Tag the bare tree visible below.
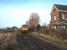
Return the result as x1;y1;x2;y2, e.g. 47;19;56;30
27;13;40;28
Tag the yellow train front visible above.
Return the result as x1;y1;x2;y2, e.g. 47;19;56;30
20;25;28;33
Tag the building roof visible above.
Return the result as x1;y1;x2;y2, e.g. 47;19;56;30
54;4;67;11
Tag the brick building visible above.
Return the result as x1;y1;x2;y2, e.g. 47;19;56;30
50;4;67;29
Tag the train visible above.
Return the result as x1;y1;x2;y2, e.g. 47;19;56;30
20;25;28;33
20;24;36;33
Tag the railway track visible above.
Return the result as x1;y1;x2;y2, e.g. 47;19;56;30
27;35;46;50
28;34;67;50
17;33;47;50
17;33;67;50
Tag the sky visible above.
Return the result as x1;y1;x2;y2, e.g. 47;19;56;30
0;0;67;28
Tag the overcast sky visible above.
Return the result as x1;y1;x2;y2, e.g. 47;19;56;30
0;0;67;27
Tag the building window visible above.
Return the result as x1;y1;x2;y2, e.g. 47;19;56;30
52;26;54;29
61;26;65;29
52;26;56;29
65;16;67;20
54;16;56;20
62;13;65;19
54;26;56;29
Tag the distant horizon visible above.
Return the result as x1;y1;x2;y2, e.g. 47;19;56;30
0;0;67;27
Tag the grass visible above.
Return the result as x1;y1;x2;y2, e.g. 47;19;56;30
32;32;67;48
0;32;19;50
